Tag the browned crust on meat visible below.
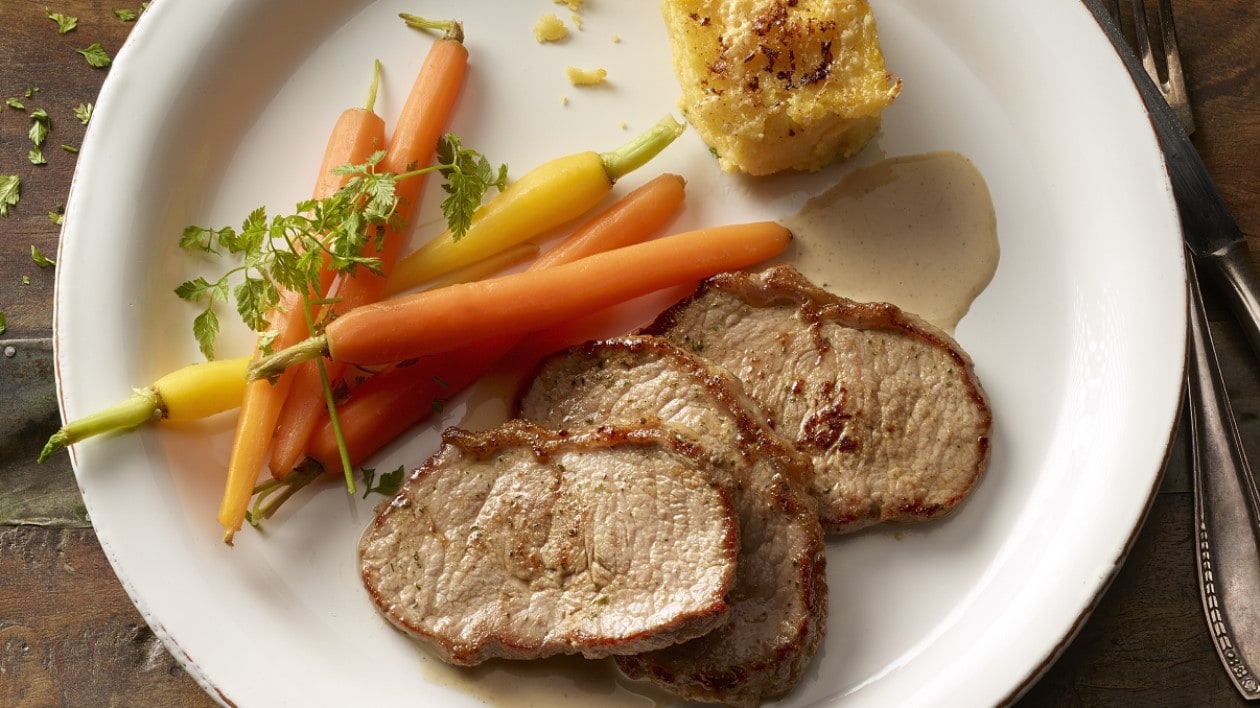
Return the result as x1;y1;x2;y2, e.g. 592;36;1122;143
643;265;993;533
518;337;828;705
359;420;741;665
516;335;816;490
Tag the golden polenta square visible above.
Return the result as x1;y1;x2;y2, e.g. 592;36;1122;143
663;0;900;175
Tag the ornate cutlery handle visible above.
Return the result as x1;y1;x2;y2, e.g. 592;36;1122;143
1186;251;1260;700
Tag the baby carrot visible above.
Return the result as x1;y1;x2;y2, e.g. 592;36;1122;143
39;356;250;464
383;115;685;294
254;220;791;375
219;77;387;545
307;340;514;469
305;174;687;468
267;19;468;477
531;173;685;269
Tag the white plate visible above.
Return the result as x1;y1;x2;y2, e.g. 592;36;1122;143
53;1;1186;706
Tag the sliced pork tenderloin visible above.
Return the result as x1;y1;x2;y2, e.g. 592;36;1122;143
643;265;992;533
359;420;740;666
519;336;827;706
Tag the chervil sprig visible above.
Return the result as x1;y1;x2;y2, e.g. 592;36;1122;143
175;139;504;361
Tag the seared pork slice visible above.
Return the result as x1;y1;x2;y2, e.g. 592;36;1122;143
359;420;740;666
643;265;992;533
519;336;826;707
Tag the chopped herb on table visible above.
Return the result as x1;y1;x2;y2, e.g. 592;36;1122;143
0;175;19;216
31;245;55;267
76;43;112;68
47;11;78;34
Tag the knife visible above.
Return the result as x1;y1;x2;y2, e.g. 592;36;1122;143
1084;0;1260;362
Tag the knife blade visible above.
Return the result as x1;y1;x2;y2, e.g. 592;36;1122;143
1084;0;1260;361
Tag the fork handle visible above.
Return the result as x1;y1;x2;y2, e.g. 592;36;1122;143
1186;252;1260;700
1199;241;1260;366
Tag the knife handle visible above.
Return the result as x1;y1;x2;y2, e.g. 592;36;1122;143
1186;253;1260;700
1201;241;1260;365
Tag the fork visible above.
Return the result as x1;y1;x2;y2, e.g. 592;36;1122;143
1106;0;1195;134
1104;0;1260;699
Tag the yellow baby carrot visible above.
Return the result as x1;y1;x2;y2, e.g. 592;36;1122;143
384;115;685;294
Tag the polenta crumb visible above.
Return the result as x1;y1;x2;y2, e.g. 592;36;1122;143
566;66;608;86
561;95;570;106
611;34;622;43
571;13;584;30
533;13;568;43
554;0;583;10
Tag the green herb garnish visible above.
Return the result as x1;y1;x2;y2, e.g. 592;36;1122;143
76;43;112;68
176;136;504;360
31;245;55;268
113;9;138;22
74;102;93;125
361;465;405;498
0;175;19;216
47;11;78;34
435;133;508;241
29;108;50;146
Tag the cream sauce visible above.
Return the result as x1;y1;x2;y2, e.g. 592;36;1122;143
420;655;675;708
777;150;999;333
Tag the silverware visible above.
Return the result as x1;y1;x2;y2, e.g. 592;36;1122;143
1095;0;1260;362
1090;0;1260;698
1185;254;1260;699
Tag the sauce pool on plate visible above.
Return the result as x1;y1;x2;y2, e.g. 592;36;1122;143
778;150;999;333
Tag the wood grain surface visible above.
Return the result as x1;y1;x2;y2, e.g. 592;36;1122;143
1;1;1257;706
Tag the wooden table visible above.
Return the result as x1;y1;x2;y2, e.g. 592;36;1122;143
1;1;1257;705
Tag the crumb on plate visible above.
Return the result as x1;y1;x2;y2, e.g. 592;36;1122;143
533;13;568;43
566;66;608;86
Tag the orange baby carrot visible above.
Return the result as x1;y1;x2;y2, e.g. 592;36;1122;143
308;339;514;469
253;221;791;373
218;81;387;545
531;173;685;269
305;174;688;469
267;20;468;477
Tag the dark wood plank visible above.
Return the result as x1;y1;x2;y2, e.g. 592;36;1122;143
0;526;214;707
0;3;212;704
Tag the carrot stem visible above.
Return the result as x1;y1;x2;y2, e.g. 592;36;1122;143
601;116;686;182
39;390;159;463
399;14;463;43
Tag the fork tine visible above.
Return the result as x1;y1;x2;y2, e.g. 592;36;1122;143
1157;0;1196;134
1129;0;1161;88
